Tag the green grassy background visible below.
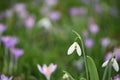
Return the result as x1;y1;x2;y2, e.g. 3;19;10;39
0;0;120;80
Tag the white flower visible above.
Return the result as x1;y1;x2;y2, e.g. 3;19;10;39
37;63;57;80
102;58;119;72
67;42;82;56
37;18;52;30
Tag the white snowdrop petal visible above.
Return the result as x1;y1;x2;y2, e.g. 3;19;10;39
102;60;109;67
112;59;119;72
76;43;82;56
67;42;76;55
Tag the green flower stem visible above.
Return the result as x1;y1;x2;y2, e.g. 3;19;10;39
108;64;112;80
3;48;8;73
73;30;89;80
102;64;109;80
9;54;14;75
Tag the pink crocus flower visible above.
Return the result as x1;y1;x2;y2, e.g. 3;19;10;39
101;37;110;48
48;11;61;21
69;7;80;16
84;38;94;48
0;74;13;80
13;3;28;19
37;63;57;80
44;0;58;7
89;23;99;34
24;15;35;29
88;17;99;34
10;48;24;59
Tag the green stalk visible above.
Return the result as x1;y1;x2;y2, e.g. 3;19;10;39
3;48;8;73
108;64;112;80
102;64;109;80
73;30;89;80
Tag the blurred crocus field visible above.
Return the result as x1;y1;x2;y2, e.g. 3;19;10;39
0;0;120;80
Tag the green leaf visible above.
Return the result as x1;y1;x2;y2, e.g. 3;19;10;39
87;56;99;80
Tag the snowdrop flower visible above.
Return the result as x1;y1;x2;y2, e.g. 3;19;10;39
102;58;119;72
37;18;52;30
0;74;13;80
37;63;57;80
67;42;82;56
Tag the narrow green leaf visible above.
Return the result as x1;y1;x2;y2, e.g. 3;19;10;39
87;56;99;80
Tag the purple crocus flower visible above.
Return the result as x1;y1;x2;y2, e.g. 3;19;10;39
44;0;58;7
69;7;80;16
101;37;110;48
24;15;35;29
88;17;99;34
48;11;61;21
113;74;120;80
0;23;6;34
69;7;87;16
37;63;57;80
13;3;26;13
84;38;94;48
104;52;112;61
10;48;24;58
0;74;13;80
114;48;120;60
89;23;99;34
13;3;28;19
1;36;18;48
